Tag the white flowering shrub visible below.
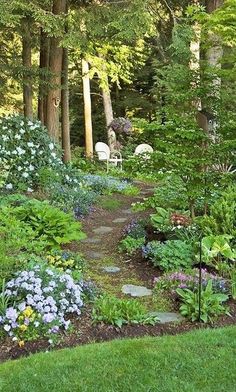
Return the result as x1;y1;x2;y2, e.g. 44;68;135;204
0;115;62;190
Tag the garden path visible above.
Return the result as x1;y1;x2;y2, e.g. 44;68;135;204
76;181;169;312
74;181;184;323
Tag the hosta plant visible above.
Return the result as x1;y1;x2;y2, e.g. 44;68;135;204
176;280;229;323
92;295;158;328
13;199;86;248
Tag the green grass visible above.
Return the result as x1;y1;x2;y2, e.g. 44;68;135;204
99;196;122;211
1;327;236;392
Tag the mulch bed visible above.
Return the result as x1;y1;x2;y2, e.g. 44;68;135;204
1;301;236;363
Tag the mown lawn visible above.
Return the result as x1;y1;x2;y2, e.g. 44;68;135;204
0;327;236;392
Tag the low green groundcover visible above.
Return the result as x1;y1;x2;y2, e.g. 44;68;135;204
0;327;236;392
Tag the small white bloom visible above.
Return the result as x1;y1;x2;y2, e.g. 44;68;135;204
6;183;13;190
15;134;21;140
27;142;34;147
22;172;29;178
19;128;25;134
27;187;33;193
29;164;34;171
49;143;54;151
51;152;56;159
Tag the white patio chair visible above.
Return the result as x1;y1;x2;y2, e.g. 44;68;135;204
134;144;153;159
95;142;123;172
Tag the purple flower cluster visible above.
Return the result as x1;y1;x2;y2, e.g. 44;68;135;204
109;117;133;135
123;219;146;240
154;269;229;293
0;265;84;340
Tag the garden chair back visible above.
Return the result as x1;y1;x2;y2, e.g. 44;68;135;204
95;142;123;172
134;144;153;159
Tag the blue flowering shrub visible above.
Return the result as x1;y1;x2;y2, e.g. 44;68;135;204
0;264;84;344
0;115;62;191
80;174;131;194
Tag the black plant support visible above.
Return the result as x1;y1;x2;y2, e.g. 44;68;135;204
198;236;203;322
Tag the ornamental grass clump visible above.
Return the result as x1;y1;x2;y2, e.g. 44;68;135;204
0;264;84;344
0;115;62;191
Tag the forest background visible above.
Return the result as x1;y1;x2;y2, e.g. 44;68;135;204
0;0;235;163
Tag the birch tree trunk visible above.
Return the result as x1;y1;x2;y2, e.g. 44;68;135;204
22;17;33;119
189;0;202;111
102;85;117;151
206;0;223;103
82;58;93;158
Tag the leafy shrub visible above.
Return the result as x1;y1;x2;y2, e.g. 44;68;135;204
0;115;62;190
0;264;84;343
142;240;194;271
48;183;98;218
92;295;158;328
0;208;46;285
201;235;236;266
119;236;146;255
13;199;86;248
123;219;147;239
176;280;229;323
149;175;189;211
197;185;236;238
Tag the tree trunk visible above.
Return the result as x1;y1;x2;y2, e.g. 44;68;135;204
82;58;93;158
45;0;66;141
206;0;223;105
38;28;50;124
102;85;117;151
189;0;202;111
22;17;33;119
61;47;71;162
98;53;115;149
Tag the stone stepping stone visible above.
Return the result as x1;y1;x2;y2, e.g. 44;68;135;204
121;208;133;215
93;226;113;235
86;251;106;260
122;284;152;297
102;266;121;273
112;217;127;224
149;312;184;324
81;237;101;244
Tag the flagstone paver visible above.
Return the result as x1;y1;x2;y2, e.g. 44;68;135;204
93;226;114;235
122;284;152;297
102;266;121;273
149;312;184;324
112;217;128;223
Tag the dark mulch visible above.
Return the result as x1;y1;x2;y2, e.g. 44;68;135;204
1;301;235;363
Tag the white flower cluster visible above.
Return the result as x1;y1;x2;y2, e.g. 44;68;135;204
0;115;62;190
